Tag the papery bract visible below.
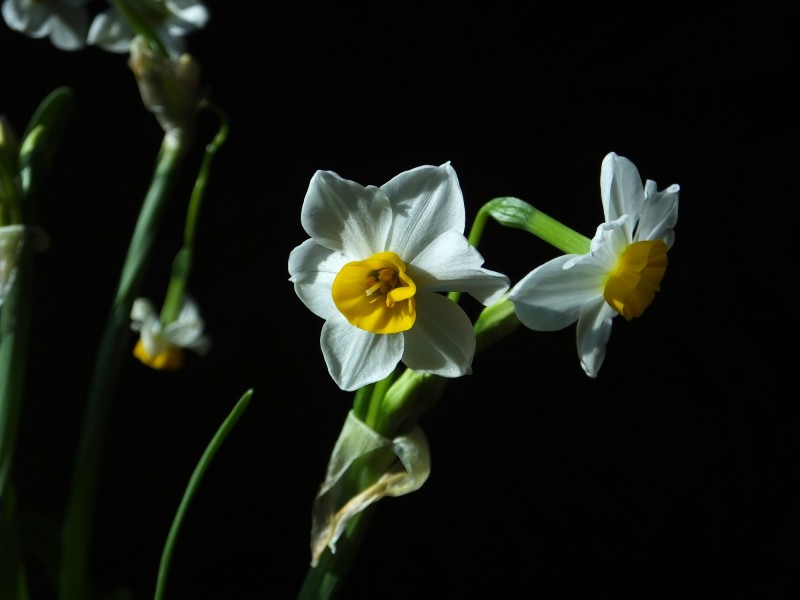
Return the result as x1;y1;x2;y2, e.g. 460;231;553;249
0;225;24;307
508;152;679;377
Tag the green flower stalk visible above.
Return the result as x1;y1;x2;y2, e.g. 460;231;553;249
130;101;228;370
298;193;572;600
58;128;191;600
58;39;209;599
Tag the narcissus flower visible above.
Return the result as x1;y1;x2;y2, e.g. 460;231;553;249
1;0;89;50
87;0;209;56
508;152;679;378
130;296;210;370
289;163;510;391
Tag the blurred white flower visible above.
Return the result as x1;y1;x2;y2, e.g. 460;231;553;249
130;295;210;370
1;0;89;50
88;0;209;56
509;152;679;378
289;163;509;391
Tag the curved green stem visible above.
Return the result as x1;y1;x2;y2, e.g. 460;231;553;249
161;104;228;324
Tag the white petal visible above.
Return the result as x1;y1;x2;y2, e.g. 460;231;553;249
288;238;348;320
576;298;615;378
176;295;201;322
301;170;391;259
2;0;59;33
130;297;156;326
164;296;207;351
48;3;87;49
157;25;187;57
637;180;679;248
600;152;644;231
87;9;132;51
166;321;209;354
409;230;509;305
137;315;163;357
401;292;475;377
321;314;403;391
1;1;16;28
165;317;202;343
589;216;632;267
383;163;465;262
509;254;606;331
165;0;209;30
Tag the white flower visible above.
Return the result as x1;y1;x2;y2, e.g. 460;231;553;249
508;152;679;378
288;163;510;391
0;225;25;307
130;295;210;370
87;0;209;56
2;0;89;50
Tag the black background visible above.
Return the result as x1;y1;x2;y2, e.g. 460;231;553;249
3;4;799;599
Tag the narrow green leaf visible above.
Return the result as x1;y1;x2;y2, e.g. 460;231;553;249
19;87;74;177
154;389;253;600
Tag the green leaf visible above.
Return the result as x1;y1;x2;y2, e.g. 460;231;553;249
19;87;74;175
154;389;253;600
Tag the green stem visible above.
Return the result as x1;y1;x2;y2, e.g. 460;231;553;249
363;372;395;431
58;135;189;600
182;103;227;251
481;196;591;255
0;231;34;500
160;103;228;325
351;384;373;423
297;508;375;600
110;0;170;57
154;390;252;600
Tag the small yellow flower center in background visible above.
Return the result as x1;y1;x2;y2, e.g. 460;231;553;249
603;240;669;321
133;339;184;370
332;251;416;334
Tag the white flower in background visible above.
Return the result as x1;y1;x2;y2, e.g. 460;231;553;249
0;225;25;307
1;0;89;50
130;296;210;370
289;163;510;391
508;152;679;378
87;0;209;56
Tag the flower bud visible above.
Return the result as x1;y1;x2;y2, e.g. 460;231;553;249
128;35;203;143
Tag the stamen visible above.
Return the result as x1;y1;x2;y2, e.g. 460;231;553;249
332;251;417;334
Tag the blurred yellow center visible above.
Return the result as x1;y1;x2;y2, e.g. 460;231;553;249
603;240;669;321
133;339;184;370
332;251;416;334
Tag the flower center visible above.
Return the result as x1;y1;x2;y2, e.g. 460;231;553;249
133;338;184;370
332;251;416;334
603;240;669;321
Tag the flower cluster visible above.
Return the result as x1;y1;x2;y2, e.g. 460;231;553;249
2;0;208;54
290;154;679;389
